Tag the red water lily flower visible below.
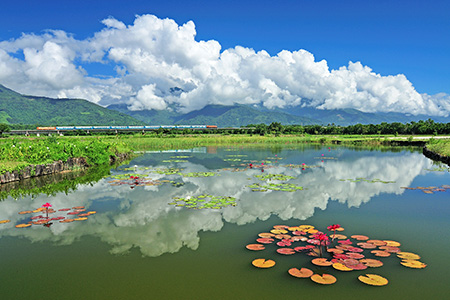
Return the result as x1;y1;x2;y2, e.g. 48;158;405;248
327;224;341;231
42;202;52;209
313;232;329;241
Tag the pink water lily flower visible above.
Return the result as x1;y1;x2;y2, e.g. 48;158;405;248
42;202;52;209
327;224;341;231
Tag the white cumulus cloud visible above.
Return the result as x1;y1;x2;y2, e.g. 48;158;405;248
0;14;449;116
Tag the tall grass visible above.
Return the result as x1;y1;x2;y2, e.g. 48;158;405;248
425;138;450;157
1;133;448;174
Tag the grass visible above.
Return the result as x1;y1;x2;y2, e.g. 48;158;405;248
1;133;449;175
425;138;450;157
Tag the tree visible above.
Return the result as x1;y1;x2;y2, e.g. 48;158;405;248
0;123;10;135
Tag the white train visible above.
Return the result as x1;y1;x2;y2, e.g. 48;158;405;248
37;125;218;130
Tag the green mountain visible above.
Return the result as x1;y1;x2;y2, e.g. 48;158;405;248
108;104;318;126
0;84;144;126
276;106;449;126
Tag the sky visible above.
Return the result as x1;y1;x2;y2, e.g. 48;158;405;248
0;0;449;116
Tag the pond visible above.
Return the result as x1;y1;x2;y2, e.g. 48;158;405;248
0;145;449;299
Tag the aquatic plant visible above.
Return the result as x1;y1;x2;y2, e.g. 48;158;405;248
246;223;426;286
170;194;236;209
178;172;219;177
339;178;396;184
8;205;96;228
254;174;296;181
247;182;303;192
401;185;450;194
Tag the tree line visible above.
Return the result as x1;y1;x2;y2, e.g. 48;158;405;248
2;119;450;136
244;119;450;135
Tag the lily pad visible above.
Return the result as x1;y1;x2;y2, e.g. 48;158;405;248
252;258;276;268
358;274;388;286
277;248;296;255
256;238;274;244
383;240;401;247
367;240;387;246
15;223;31;228
371;250;391;257
288;267;313;278
397;252;421;260
311;258;333;266
330;234;347;239
400;260;427;269
246;244;265;251
351;235;369;241
360;259;384;268
258;232;275;238
310;274;337;285
332;263;353;271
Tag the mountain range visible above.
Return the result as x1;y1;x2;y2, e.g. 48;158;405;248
1;84;448;127
0;84;144;126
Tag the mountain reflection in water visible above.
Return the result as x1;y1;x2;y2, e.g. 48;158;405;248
0;147;432;257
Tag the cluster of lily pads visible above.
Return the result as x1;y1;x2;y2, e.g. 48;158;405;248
281;163;320;170
224;158;242;162
401;185;450;194
0;202;96;228
248;182;304;192
169;194;236;209
179;172;219;178
254;174;295;181
152;167;184;175
107;174;186;188
162;159;188;163
339;178;396;184
246;224;426;286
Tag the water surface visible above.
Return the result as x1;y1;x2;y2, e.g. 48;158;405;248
0;146;448;299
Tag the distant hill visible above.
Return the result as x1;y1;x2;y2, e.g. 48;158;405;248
108;104;319;126
0;84;144;126
277;106;449;126
2;83;447;127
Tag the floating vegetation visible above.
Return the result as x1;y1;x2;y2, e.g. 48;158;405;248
339;178;396;184
358;274;388;286
162;159;188;163
107;174;178;188
220;167;247;172
254;174;295;181
223;158;242;162
170;194;236;209
282;164;320;169
226;155;247;157
179;172;219;178
425;163;450;172
12;203;96;228
246;223;426;287
247;182;303;192
152;168;184;175
252;258;276;268
314;156;337;160
108;173;146;180
401;185;450;194
170;156;191;159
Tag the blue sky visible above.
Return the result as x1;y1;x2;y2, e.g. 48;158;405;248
0;0;449;115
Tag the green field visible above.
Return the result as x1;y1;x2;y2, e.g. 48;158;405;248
1;134;449;174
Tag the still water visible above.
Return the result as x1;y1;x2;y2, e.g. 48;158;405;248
0;145;449;299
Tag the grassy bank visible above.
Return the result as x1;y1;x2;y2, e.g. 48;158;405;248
0;136;131;174
1;134;449;174
425;138;450;157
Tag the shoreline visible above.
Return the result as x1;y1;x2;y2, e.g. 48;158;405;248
0;153;130;185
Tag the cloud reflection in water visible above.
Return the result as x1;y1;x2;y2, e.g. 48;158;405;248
0;149;431;257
